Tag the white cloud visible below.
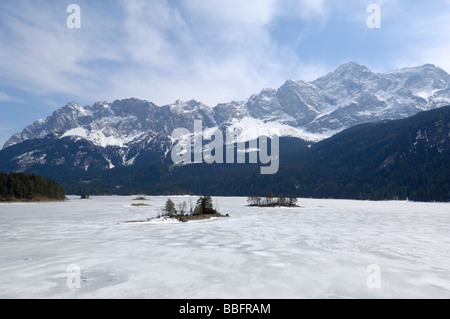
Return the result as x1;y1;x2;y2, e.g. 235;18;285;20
0;1;121;96
0;0;448;111
0;92;22;103
107;0;334;105
275;0;328;20
0;0;334;107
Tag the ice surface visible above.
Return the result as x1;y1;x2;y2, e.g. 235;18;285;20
0;196;449;299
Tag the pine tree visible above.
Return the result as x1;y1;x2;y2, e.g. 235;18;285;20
0;172;65;202
194;196;215;215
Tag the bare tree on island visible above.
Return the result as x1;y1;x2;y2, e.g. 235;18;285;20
247;193;299;207
164;198;177;217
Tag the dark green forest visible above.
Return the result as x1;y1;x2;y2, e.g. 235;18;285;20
0;172;65;202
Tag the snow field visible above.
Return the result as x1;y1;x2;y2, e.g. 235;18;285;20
0;196;449;299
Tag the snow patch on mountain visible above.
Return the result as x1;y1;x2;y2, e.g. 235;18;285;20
12;151;47;171
61;126;146;148
415;89;439;100
62;127;88;139
227;117;331;143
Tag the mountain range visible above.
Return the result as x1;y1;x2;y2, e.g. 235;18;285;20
129;105;449;202
1;62;449;201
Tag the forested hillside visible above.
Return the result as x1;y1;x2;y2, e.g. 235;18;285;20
0;173;65;202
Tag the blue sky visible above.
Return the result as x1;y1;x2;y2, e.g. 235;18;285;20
1;0;450;148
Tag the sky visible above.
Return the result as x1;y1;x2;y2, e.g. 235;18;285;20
0;0;450;148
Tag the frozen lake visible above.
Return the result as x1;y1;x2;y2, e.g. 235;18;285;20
0;196;449;299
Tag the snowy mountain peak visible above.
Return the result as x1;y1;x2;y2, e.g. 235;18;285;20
66;102;80;108
315;62;377;87
3;62;450;171
169;99;211;114
336;61;372;73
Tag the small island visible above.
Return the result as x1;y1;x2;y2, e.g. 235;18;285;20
0;172;66;202
247;193;299;207
128;196;229;224
131;203;151;207
133;196;149;201
131;196;151;206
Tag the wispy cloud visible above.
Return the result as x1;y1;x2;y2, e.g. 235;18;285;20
0;0;449;110
0;1;121;97
0;0;335;106
0;92;23;103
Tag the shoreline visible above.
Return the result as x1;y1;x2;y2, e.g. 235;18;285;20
0;197;66;203
127;213;230;224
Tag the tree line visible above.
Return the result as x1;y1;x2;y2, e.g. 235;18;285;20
0;172;65;202
161;195;219;217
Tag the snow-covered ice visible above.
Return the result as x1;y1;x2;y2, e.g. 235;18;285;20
0;196;449;299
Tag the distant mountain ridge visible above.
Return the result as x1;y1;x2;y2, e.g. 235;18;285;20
1;104;448;201
2;62;450;173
